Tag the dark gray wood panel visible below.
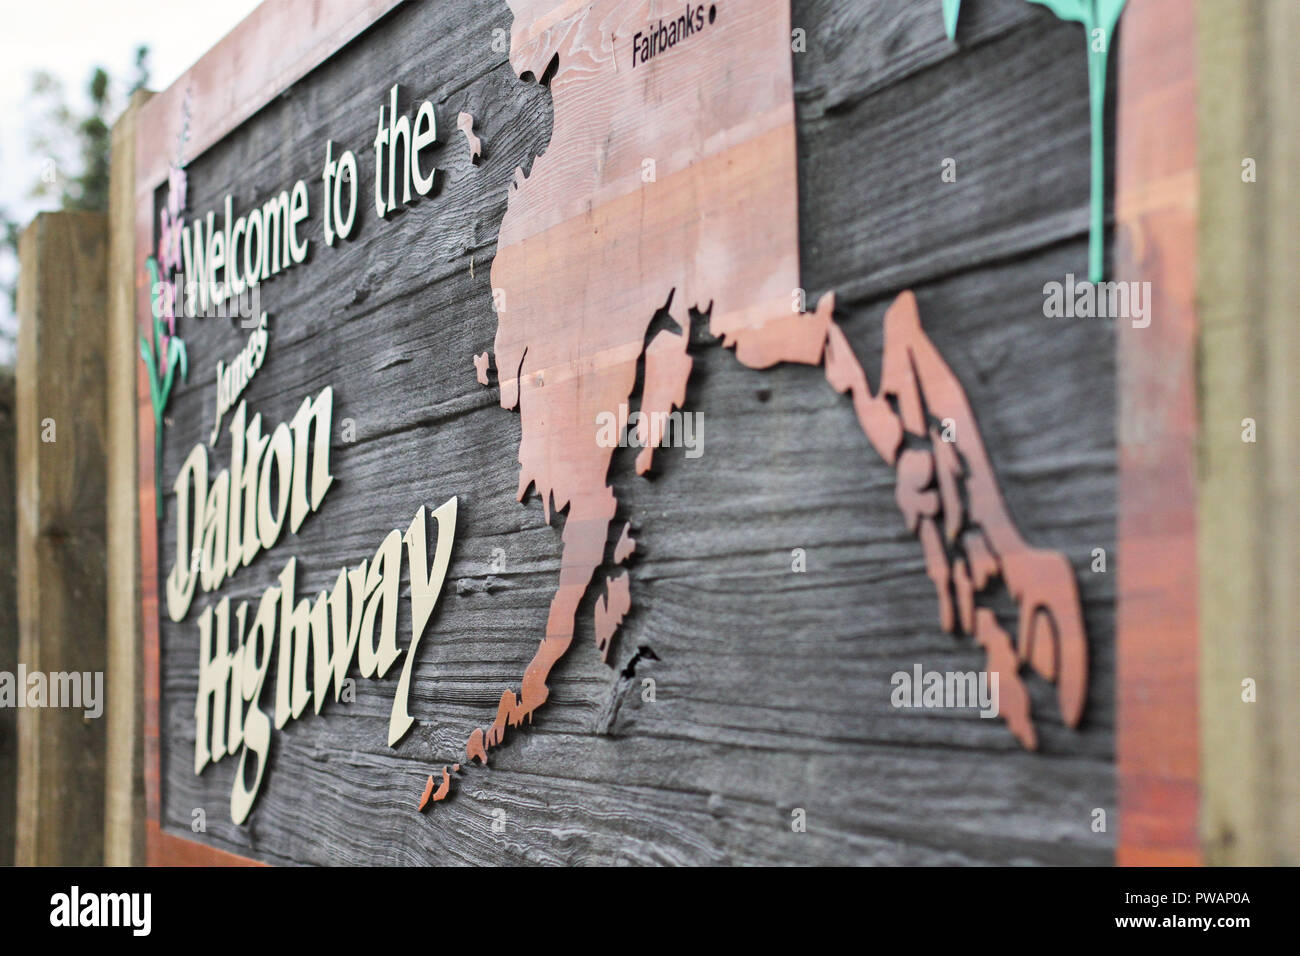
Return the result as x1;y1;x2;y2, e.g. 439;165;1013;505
155;0;1115;865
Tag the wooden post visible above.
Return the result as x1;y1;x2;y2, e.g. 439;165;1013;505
15;211;109;866
0;370;16;866
1197;0;1300;865
105;89;152;868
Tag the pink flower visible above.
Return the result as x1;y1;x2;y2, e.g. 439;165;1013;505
167;163;187;218
158;208;183;275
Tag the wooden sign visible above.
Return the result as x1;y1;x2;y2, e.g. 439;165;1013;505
135;0;1152;865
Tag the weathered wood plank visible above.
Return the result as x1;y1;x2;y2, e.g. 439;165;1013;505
106;90;152;868
792;0;1045;116
1196;0;1300;866
15;211;110;866
796;9;1110;303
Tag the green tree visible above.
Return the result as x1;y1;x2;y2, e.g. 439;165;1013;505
0;45;150;363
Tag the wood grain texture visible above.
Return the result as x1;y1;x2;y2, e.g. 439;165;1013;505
15;212;109;866
106;91;152;868
134;0;402;199
1196;0;1300;866
1113;0;1200;867
143;0;1116;865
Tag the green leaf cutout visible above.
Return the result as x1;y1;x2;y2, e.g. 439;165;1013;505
943;0;962;40
141;254;189;517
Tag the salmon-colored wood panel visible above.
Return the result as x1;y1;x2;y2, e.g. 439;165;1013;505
1114;0;1201;867
146;821;266;867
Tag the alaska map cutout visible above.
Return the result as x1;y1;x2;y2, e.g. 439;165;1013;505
422;0;1089;806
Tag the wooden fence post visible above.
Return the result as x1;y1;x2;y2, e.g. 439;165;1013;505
105;89;153;867
1197;0;1300;865
15;211;110;866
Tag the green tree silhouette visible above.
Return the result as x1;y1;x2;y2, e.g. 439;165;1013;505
0;46;150;362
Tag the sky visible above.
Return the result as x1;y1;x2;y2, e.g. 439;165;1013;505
0;0;262;364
